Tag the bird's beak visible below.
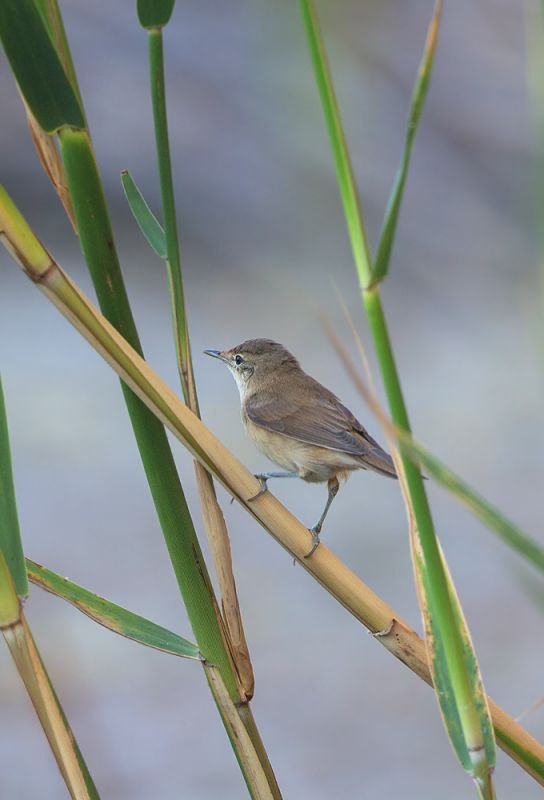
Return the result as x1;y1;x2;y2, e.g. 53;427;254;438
204;349;228;363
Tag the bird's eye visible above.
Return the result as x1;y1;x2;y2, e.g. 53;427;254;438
234;354;244;365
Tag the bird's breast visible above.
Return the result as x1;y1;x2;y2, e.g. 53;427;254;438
243;415;361;483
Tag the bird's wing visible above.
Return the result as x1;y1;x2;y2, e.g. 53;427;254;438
245;381;396;478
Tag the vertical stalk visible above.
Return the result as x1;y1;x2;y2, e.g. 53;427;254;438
298;0;373;289
57;128;238;699
0;377;28;596
148;29;196;409
145;20;260;768
364;286;483;747
298;0;495;787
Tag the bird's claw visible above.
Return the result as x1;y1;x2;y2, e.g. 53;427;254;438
304;527;321;559
247;474;269;502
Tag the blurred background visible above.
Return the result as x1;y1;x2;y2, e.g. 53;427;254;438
1;1;543;797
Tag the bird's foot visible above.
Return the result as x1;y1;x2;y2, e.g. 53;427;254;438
304;526;321;559
247;474;269;502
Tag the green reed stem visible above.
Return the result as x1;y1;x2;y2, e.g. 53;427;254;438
0;377;28;596
299;0;495;788
57;128;238;700
148;29;196;409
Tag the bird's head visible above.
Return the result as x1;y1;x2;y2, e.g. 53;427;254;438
204;338;299;398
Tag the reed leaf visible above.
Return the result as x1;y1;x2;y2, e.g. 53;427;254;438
145;26;195;408
393;450;495;797
121;170;167;258
0;0;84;133
327;317;544;574
439;553;495;798
0;188;541;785
298;0;372;289
0;377;28;596
372;1;442;284
27;560;201;660
137;0;176;30
299;0;496;792
0;536;22;627
405;439;544;572
406;497;496;794
33;0;83;105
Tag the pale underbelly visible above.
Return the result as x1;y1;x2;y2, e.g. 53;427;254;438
245;419;362;483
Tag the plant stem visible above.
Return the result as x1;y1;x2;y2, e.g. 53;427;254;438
364;288;484;748
0;377;28;596
299;0;495;771
146;27;255;701
55;130;277;794
57;128;239;699
148;29;196;409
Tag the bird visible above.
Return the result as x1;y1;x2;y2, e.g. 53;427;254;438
204;338;397;557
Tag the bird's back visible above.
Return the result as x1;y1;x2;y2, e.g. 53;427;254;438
243;368;397;479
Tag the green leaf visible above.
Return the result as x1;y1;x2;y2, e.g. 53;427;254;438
401;437;544;574
327;323;544;574
0;547;21;627
0;377;28;597
121;171;167;259
32;0;85;112
0;0;84;133
298;0;373;289
27;560;201;660
137;0;176;29
416;545;496;797
372;2;441;284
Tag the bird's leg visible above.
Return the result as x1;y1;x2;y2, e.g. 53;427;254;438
305;476;340;558
248;471;299;501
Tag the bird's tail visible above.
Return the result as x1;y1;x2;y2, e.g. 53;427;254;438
362;446;397;479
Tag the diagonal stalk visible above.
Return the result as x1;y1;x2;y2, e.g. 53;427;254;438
0;201;541;785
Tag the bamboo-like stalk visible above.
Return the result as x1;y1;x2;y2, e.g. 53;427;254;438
146;24;254;700
0;548;99;799
204;665;276;800
1;201;541;785
3;616;100;800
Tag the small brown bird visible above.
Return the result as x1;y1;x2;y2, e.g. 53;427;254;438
205;339;396;556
